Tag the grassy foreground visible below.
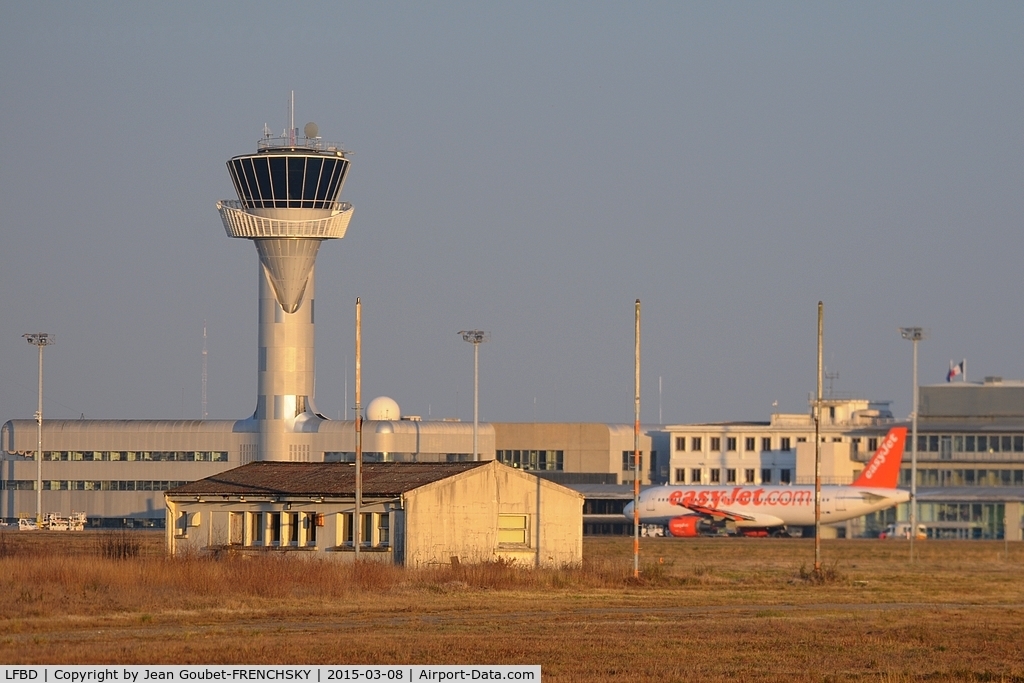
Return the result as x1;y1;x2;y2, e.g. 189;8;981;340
1;532;1024;681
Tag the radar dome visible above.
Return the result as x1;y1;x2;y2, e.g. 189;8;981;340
304;122;319;138
366;396;400;421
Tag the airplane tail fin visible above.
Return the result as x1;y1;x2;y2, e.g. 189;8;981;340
852;426;907;488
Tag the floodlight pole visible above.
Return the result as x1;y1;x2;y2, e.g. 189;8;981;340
23;333;54;526
814;302;823;574
354;298;362;558
633;299;641;580
900;327;924;562
459;330;490;461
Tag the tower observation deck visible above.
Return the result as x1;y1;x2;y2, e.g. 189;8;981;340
218;122;353;462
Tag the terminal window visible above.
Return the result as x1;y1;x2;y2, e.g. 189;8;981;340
745;468;756;483
691;437;702;451
745;437;755;452
29;480;188;491
780;469;792;484
42;450;228;462
780;438;791;451
675;468;686;483
710;469;721;483
675;437;686;451
762;437;771;451
691;468;702;484
726;468;737;483
710;437;721;451
621;451;643;471
761;468;772;483
726;437;737;452
497;450;564;471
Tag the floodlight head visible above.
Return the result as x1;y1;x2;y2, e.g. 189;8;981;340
899;327;925;341
459;330;490;344
23;333;54;347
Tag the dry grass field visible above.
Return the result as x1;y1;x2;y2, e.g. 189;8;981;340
1;531;1024;682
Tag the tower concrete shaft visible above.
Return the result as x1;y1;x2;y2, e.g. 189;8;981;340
218;125;353;461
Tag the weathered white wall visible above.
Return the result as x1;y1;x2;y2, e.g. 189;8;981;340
403;462;582;568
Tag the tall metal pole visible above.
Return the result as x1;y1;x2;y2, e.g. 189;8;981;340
354;298;362;558
23;333;54;527
202;321;208;420
814;303;823;574
459;331;489;461
633;299;641;579
911;335;919;561
900;327;924;562
473;341;479;461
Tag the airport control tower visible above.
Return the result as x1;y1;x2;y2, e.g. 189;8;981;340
217;116;353;461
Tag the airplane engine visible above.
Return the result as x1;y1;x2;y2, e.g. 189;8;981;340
667;515;703;537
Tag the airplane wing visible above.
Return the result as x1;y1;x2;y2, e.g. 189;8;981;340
681;503;758;523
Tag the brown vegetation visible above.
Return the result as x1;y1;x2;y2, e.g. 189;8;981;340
1;532;1023;681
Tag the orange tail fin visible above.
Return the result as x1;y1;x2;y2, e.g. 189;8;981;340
852;427;907;488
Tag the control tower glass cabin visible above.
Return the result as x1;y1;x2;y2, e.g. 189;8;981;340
218;128;353;461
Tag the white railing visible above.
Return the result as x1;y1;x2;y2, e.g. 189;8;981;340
217;201;353;239
257;135;348;155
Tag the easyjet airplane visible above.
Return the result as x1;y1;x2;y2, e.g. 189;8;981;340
623;426;909;537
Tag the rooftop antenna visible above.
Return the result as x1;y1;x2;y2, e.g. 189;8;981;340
202;321;208;420
289;91;295;146
824;368;839;398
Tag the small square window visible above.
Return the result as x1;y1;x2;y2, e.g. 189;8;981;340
498;514;528;546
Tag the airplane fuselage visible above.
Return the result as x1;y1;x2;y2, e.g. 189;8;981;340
625;484;910;528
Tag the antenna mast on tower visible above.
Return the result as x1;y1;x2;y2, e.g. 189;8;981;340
202;321;208;420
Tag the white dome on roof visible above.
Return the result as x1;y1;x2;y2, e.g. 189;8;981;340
366;396;401;421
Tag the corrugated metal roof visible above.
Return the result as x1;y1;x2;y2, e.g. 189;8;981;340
167;461;489;497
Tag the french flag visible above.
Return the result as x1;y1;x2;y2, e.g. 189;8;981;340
947;359;965;382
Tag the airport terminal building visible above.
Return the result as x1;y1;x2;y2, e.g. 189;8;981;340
651;381;1024;539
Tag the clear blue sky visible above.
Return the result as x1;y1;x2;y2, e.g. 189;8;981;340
1;3;1022;425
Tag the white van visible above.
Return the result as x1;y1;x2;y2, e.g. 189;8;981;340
879;522;927;540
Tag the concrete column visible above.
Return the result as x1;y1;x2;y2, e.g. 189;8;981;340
1006;501;1022;541
257;263;317;461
